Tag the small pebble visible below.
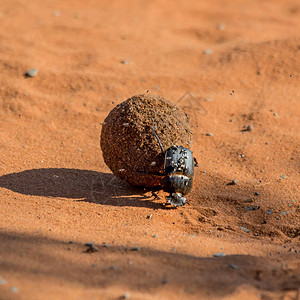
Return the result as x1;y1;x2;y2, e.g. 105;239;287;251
162;277;168;284
203;49;213;55
246;124;254;131
254;192;260;196
240;227;250;233
11;286;19;293
152;234;158;238
123;292;130;299
280;175;286;179
110;265;118;270
266;209;273;215
273;112;278;117
25;68;38;77
280;211;291;216
85;243;99;253
227;179;238;185
0;278;7;285
243;205;260;211
214;252;226;257
229;263;239;269
121;60;129;64
218;23;226;30
103;243;110;248
206;133;214;136
130;246;141;251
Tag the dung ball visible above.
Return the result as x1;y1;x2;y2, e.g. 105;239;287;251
100;94;192;187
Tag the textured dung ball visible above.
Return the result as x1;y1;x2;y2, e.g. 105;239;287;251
100;94;192;187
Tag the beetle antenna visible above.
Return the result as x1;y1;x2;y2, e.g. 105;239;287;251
151;126;165;154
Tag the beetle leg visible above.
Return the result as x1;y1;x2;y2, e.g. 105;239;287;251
163;200;170;207
151;126;165;154
151;190;161;200
194;157;199;167
136;170;165;177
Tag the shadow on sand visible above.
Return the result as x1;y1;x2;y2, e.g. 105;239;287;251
0;168;165;209
0;230;299;298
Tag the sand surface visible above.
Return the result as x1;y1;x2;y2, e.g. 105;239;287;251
0;0;299;299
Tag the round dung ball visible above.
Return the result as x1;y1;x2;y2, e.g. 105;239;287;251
100;94;192;187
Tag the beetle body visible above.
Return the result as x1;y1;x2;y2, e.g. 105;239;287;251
162;144;194;189
151;128;196;207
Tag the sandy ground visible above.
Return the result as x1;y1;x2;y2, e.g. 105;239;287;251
0;0;299;299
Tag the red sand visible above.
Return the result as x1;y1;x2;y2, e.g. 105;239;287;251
0;1;299;299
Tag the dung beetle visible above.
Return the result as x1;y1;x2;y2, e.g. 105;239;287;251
139;127;197;207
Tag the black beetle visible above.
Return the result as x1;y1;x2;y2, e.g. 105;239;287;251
139;127;197;207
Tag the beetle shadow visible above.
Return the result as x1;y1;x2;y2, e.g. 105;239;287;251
0;168;165;209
